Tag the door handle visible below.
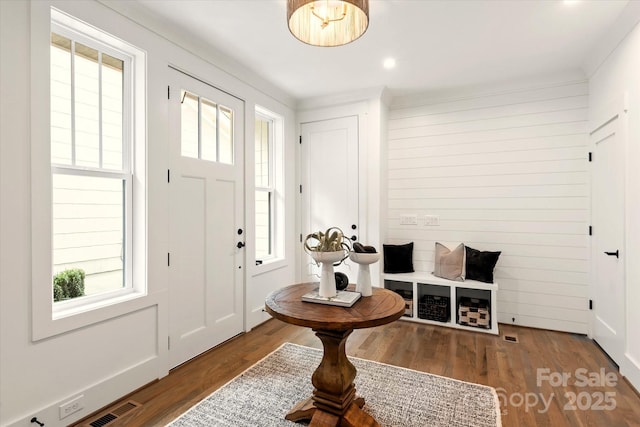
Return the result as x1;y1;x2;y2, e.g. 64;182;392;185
604;250;619;258
351;235;357;241
237;241;245;249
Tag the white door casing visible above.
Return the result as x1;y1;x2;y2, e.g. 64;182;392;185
590;107;626;365
300;116;359;282
168;68;245;368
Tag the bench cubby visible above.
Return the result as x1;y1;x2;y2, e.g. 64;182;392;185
383;272;499;335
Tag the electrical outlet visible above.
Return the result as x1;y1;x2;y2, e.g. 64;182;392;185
59;395;84;420
424;215;440;226
399;214;418;225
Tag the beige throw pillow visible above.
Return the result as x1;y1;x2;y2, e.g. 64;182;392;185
433;243;465;281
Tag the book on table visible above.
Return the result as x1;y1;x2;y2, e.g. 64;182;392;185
301;289;361;307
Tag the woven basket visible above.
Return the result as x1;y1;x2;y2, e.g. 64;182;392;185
418;295;450;322
458;297;490;328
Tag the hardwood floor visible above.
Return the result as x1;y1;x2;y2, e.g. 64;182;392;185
75;320;640;427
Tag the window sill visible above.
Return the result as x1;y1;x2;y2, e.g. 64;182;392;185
251;258;287;277
33;289;156;341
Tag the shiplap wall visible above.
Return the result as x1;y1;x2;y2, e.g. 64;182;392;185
386;81;590;333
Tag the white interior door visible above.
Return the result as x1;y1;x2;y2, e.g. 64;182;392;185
169;68;245;368
301;116;359;282
591;111;625;365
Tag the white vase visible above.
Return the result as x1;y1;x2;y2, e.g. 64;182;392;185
309;250;346;298
349;252;380;297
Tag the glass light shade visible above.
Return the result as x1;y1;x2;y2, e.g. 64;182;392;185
287;0;369;47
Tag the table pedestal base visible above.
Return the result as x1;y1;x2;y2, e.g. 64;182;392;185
284;329;381;427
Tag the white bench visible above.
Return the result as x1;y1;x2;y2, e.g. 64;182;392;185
383;271;499;335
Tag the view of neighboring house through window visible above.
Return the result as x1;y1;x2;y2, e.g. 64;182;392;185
50;28;131;301
180;90;234;164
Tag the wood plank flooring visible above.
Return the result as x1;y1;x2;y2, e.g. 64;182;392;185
74;320;640;427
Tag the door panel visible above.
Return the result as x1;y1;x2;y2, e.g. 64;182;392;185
591;111;625;364
169;69;245;368
301;116;359;281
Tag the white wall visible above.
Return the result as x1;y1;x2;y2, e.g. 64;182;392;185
386;78;590;334
0;1;296;426
588;12;640;391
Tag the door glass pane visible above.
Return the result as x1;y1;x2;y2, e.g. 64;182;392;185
74;42;100;168
255;191;271;258
101;53;124;170
255;118;271;187
201;97;217;162
50;33;73;165
52;174;124;301
181;90;199;158
219;105;233;165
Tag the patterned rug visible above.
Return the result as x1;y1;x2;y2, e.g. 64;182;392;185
168;342;502;427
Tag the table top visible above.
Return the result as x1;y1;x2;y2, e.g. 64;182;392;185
265;283;406;331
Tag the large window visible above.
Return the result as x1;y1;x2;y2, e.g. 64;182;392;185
254;108;283;264
50;28;131;303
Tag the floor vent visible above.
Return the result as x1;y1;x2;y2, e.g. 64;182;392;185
503;334;519;343
84;400;142;427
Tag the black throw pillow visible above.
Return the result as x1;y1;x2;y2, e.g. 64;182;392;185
465;246;501;283
383;242;414;274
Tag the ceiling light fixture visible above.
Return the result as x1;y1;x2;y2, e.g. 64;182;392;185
383;58;396;69
287;0;369;47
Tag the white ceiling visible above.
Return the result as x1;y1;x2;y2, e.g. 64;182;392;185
130;0;628;101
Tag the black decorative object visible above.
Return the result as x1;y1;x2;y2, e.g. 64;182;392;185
335;272;349;291
465;246;501;283
383;242;414;273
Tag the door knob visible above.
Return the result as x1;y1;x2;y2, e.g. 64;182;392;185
604;250;619;258
237;241;245;249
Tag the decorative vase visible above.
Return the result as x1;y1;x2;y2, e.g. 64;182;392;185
310;250;347;298
349;252;380;297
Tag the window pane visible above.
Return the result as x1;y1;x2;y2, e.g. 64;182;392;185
52;174;124;300
51;33;73;165
201;97;217;162
74;42;100;168
255;118;271;188
219;105;233;165
101;53;124;170
255;190;271;258
181;90;199;158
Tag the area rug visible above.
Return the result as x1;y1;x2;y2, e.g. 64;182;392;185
168;342;502;427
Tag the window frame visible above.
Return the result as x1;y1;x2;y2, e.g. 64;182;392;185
255;113;275;261
50;22;134;312
31;7;147;340
252;106;285;272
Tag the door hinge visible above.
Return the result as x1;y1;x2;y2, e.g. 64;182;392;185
168;336;171;350
299;233;302;243
299;184;302;194
589;225;592;236
167;169;171;183
589;299;593;310
588;152;592;162
167;252;170;266
299;135;302;144
168;85;170;100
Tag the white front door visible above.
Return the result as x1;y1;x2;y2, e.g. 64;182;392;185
591;109;625;364
168;68;245;368
301;116;359;282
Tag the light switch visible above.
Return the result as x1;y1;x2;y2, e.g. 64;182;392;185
424;215;440;226
400;214;418;225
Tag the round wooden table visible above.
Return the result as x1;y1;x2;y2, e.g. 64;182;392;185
265;283;406;427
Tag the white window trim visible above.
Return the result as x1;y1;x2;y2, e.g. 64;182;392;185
252;106;285;275
31;6;148;340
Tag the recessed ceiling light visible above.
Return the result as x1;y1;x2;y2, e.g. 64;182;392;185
383;58;396;69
